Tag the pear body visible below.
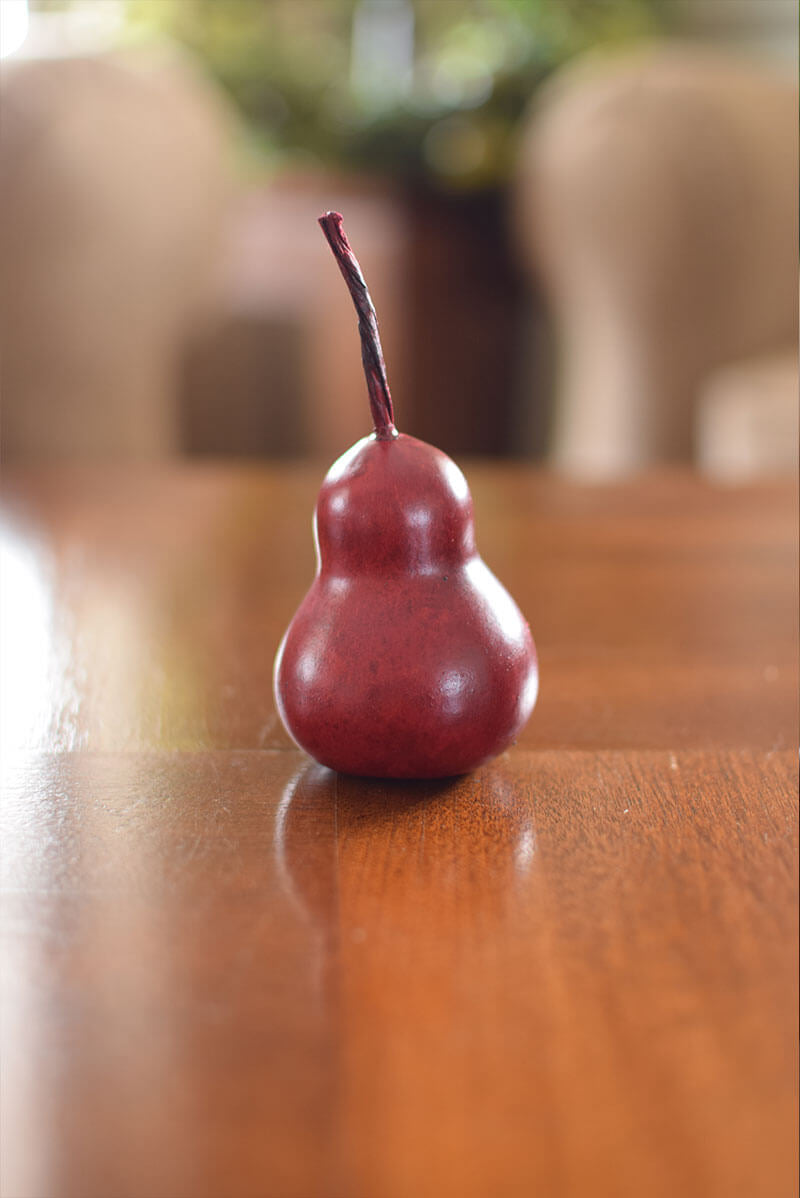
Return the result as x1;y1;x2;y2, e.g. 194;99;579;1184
274;433;538;778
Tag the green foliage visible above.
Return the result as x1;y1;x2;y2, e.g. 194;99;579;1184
48;0;665;186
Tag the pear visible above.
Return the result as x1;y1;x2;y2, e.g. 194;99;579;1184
274;213;537;778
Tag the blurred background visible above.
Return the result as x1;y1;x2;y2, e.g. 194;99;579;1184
1;0;797;477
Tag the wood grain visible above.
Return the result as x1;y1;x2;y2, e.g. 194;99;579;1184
0;466;797;1198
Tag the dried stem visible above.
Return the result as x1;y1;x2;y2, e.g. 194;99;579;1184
318;211;396;438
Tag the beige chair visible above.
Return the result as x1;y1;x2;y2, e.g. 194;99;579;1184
0;48;235;461
514;45;798;478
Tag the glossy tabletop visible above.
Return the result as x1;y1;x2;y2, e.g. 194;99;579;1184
1;464;797;1198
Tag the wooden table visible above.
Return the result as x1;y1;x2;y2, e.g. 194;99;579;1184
1;465;797;1198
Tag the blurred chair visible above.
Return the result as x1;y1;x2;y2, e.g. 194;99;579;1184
0;48;234;461
179;178;410;463
515;45;798;478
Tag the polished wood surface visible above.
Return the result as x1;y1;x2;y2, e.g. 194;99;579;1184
1;465;797;1198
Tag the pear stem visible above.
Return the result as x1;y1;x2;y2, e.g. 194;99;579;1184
318;211;397;439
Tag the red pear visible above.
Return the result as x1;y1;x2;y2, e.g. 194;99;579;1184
274;212;537;778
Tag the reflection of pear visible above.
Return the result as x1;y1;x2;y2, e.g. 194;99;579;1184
275;760;535;933
274;212;537;779
274;758;539;1196
274;764;339;929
